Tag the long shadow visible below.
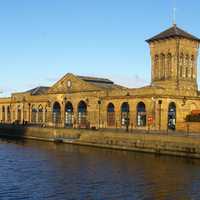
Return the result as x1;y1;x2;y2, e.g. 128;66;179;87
0;124;28;143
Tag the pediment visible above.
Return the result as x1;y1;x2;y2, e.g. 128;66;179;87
48;73;100;94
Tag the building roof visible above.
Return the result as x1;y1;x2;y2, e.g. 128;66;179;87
77;75;127;90
77;75;114;84
25;86;50;95
146;24;200;43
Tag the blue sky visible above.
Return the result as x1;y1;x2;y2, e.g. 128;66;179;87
0;0;200;97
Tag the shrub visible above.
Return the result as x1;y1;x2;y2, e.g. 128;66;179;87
185;114;200;122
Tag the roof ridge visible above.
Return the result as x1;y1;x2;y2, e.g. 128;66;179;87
77;75;114;83
146;25;200;43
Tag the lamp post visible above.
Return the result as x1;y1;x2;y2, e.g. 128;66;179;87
182;96;187;106
151;97;156;129
98;99;101;129
46;100;51;125
158;100;162;131
22;97;26;124
63;97;67;127
28;103;31;123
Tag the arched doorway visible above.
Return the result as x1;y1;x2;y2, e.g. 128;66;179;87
137;102;146;127
2;106;5;122
121;102;129;127
38;105;43;123
78;101;87;128
31;106;37;123
107;103;115;127
168;102;176;130
53;102;61;124
65;102;73;127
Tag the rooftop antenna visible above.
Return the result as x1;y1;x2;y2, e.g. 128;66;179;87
172;0;176;26
173;7;176;26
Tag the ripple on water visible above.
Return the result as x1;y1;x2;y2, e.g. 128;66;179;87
0;138;200;200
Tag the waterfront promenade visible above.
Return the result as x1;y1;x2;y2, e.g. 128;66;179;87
0;124;200;159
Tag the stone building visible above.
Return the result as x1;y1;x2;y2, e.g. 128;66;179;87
1;24;200;132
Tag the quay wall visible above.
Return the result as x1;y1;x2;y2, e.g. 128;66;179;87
0;125;200;159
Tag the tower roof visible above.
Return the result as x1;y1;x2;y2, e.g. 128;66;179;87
146;25;200;43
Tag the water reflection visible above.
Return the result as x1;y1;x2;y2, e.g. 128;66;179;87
0;138;200;200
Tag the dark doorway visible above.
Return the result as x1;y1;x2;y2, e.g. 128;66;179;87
107;103;115;127
65;102;73;128
53;102;61;124
121;102;129;127
78;101;87;128
137;102;146;127
168;102;176;130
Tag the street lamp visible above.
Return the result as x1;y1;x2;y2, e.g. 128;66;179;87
158;100;162;131
182;96;187;106
98;99;101;129
151;97;156;128
22;97;26;124
63;97;67;127
28;103;31;123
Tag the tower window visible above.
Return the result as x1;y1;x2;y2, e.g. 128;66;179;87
160;53;165;79
191;55;195;79
185;55;189;78
154;55;159;80
180;53;184;78
167;53;172;78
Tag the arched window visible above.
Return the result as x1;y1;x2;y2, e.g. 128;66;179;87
53;102;61;124
185;55;189;78
65;101;73;127
121;102;129;127
168;102;176;130
2;106;5;122
180;53;184;78
78;101;87;128
38;105;43;123
154;55;159;80
16;105;22;123
107;103;115;127
31;105;37;123
160;53;165;79
137;102;146;127
167;53;172;78
7;106;11;122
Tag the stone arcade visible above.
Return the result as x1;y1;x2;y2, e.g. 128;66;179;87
1;24;200;132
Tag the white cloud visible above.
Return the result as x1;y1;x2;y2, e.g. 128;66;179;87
74;72;149;88
0;86;15;97
107;74;149;88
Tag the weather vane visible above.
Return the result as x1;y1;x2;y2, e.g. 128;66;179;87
173;7;176;25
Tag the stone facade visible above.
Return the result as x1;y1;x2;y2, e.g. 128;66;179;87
1;24;200;132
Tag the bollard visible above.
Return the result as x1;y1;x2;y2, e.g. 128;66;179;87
148;124;150;133
131;123;133;133
187;124;190;136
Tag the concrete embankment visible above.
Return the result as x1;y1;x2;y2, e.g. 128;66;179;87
0;125;200;159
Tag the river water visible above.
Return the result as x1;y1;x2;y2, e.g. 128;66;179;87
0;138;200;200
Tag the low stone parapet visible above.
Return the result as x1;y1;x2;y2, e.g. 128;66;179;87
176;122;200;133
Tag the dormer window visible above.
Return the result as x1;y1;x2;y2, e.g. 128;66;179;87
67;80;72;88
